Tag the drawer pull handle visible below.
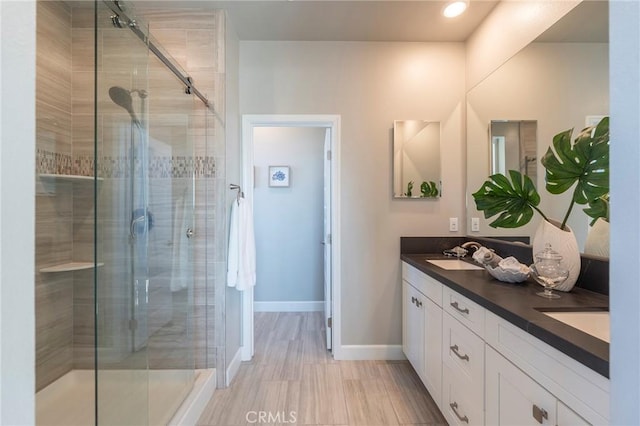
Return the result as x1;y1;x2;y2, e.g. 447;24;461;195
450;301;470;315
416;299;422;308
450;344;470;362
532;404;548;424
449;402;469;423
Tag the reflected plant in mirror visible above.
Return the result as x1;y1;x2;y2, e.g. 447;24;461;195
465;1;609;251
473;117;609;230
474;117;609;288
393;120;441;198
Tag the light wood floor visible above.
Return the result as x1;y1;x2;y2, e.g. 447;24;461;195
197;312;446;426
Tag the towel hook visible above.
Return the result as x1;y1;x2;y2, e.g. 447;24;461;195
229;184;244;205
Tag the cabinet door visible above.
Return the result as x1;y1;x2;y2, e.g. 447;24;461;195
486;346;557;425
402;281;425;379
423;295;442;407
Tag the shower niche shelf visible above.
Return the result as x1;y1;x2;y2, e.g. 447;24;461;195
39;173;103;182
40;262;105;273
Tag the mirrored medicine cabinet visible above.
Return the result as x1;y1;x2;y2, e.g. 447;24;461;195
393;120;441;199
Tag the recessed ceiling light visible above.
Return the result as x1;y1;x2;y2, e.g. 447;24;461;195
443;0;469;18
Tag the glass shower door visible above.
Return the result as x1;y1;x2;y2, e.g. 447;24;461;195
96;2;197;424
144;37;197;425
96;2;150;424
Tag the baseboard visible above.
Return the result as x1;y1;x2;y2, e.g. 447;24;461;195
254;301;323;312
241;345;252;362
226;347;243;386
168;368;216;426
334;345;406;361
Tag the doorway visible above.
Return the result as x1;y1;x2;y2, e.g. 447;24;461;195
240;115;341;361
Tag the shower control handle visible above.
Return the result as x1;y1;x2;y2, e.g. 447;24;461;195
130;214;145;240
186;228;194;239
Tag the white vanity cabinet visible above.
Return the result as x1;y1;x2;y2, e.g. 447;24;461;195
401;262;443;406
401;260;610;426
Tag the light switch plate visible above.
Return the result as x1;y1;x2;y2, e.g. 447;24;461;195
449;217;458;232
471;217;480;232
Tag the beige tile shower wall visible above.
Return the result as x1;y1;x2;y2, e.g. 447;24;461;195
141;8;226;375
70;5;97;370
35;0;74;391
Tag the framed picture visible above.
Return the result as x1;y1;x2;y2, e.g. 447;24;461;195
268;166;290;187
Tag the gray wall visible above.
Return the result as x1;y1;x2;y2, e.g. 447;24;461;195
240;41;466;348
0;1;36;424
610;1;640;423
224;12;243;383
253;127;325;304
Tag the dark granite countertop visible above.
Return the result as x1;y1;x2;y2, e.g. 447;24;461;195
401;253;610;378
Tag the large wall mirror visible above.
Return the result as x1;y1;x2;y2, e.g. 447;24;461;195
466;1;609;254
393;120;441;198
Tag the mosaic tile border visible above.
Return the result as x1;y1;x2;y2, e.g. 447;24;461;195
37;150;216;179
36;149;73;175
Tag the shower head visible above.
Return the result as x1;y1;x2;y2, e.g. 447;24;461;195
108;86;140;124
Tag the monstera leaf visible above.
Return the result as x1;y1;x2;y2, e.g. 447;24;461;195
406;181;414;197
472;170;546;228
542;117;609;228
473;117;609;231
583;194;610;226
420;181;439;198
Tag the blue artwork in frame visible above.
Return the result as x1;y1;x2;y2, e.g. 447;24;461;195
269;166;290;187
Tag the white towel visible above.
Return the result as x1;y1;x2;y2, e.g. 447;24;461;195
227;197;256;290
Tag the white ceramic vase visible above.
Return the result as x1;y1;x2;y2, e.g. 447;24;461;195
532;219;581;292
584;218;610;258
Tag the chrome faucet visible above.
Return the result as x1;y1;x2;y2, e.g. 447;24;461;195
461;241;482;251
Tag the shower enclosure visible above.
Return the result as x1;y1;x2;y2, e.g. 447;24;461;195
35;1;219;424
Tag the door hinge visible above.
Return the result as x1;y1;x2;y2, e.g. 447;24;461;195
129;319;138;331
327;317;332;328
326;150;332;161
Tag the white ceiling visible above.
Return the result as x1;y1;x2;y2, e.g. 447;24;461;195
136;0;500;42
133;0;608;43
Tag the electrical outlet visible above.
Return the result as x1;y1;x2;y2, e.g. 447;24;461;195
471;217;480;232
449;217;458;232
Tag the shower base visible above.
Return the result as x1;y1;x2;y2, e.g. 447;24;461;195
36;368;216;425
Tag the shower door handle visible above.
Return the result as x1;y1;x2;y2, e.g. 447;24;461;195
186;228;194;239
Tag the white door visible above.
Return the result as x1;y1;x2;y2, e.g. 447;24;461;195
323;128;332;350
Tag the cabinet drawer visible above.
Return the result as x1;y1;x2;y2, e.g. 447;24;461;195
443;286;485;337
402;262;442;306
443;311;484;396
443;364;484;426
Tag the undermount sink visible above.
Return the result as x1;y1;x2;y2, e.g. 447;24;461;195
426;259;484;271
540;310;610;343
